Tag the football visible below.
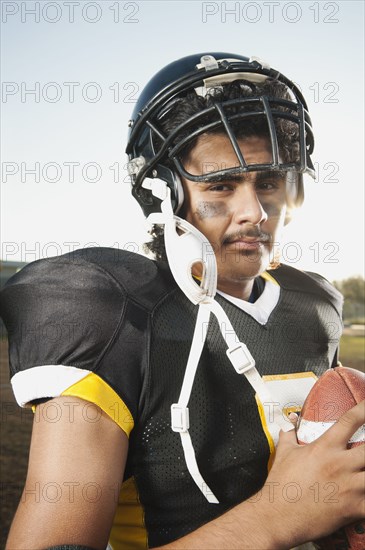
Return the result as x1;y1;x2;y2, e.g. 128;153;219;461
297;366;365;550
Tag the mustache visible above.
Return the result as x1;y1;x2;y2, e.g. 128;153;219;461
222;228;272;245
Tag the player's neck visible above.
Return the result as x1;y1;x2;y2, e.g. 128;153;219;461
217;278;256;301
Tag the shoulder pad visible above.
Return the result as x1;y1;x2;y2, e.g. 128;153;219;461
268;264;343;315
2;248;175;312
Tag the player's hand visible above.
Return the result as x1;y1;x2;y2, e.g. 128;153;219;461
256;400;365;547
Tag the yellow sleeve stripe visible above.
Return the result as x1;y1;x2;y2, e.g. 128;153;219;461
62;372;134;437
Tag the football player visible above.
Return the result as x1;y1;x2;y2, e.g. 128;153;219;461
1;53;364;550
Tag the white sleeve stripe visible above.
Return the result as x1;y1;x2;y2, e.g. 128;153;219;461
297;418;365;444
11;365;91;407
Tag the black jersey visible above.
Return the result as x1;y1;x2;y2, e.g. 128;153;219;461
0;248;343;549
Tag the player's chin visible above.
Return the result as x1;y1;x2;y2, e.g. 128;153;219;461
227;257;269;280
237;246;270;270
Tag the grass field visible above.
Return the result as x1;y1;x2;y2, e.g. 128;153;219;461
338;335;365;372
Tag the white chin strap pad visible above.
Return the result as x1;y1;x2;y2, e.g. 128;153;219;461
144;177;217;305
164;216;217;305
143;177;291;504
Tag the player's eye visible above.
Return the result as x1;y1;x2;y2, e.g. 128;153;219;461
208;184;233;192
256;181;278;191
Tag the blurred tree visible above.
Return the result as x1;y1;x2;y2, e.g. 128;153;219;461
333;276;365;323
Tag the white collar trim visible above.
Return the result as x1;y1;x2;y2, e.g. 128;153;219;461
217;278;280;325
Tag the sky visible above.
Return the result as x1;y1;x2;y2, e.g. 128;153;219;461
1;0;364;282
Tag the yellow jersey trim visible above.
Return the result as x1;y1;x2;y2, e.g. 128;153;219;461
109;476;148;549
262;371;317;382
261;271;280;286
62;372;134;437
255;394;276;471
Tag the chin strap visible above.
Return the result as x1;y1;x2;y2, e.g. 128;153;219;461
143;178;291;503
144;177;217;304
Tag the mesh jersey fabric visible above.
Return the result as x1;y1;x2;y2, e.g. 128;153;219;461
0;247;343;547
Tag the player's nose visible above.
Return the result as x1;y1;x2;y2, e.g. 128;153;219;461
233;185;268;225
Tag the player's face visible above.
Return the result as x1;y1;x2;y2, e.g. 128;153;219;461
181;133;288;298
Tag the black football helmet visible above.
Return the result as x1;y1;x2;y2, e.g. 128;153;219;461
126;52;315;216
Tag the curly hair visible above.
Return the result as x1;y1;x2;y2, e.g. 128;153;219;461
144;78;301;262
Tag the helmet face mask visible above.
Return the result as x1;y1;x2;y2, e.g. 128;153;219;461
126;53;314;217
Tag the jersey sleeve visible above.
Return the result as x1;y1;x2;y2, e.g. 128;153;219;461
0;253;148;437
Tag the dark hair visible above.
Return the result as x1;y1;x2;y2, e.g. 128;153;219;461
144;78;300;261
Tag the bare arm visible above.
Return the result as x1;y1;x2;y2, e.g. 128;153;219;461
153;401;365;550
6;396;128;550
7;399;364;550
